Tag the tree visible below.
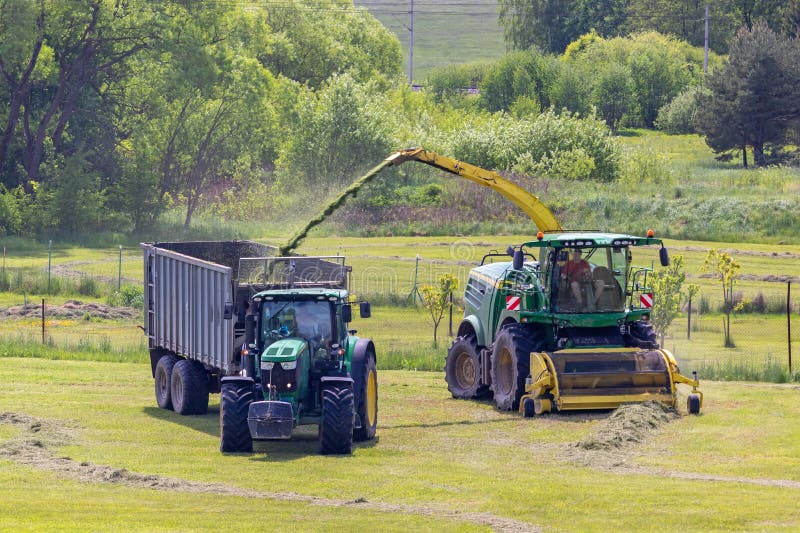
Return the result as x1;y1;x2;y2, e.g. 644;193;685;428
420;273;458;347
701;249;741;348
498;0;582;53
649;255;698;346
592;63;634;131
126;3;280;229
695;20;800;167
276;74;396;192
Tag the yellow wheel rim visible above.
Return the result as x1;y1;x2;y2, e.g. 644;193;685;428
366;369;377;426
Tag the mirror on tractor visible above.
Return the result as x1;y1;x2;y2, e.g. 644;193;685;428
342;304;352;323
659;247;670;267
245;314;256;346
359;302;371;318
506;246;515;257
513;249;524;270
223;301;233;320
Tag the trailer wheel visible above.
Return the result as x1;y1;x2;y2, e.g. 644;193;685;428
220;381;254;453
320;383;354;455
445;336;488;399
354;353;378;442
491;324;541;411
154;354;179;410
171;360;209;415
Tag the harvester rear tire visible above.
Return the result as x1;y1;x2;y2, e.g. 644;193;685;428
171;360;209;415
220;381;254;453
154;354;179;410
445;336;487;399
491;324;542;411
353;352;378;442
320;383;354;455
687;393;701;415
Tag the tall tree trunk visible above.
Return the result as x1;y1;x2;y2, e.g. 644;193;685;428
753;142;765;166
0;2;45;172
741;144;748;168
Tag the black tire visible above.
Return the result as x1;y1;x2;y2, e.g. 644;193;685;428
491;324;542;411
154;354;179;410
220;381;254;453
627;321;658;349
171;360;209;415
445;336;488;399
353;353;378;442
320;383;354;455
522;397;535;418
687;393;701;415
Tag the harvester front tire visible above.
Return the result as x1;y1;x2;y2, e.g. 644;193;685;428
154;354;179;410
491;324;541;411
354;353;378;442
171;360;209;415
220;381;254;453
445;336;487;399
522;397;535;418
320;383;354;455
687;393;701;415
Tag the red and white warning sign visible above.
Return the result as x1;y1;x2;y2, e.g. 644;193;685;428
640;293;653;308
506;295;521;311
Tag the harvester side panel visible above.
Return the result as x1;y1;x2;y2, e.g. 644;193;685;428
143;243;238;375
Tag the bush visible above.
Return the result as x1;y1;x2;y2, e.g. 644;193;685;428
449;109;621;182
655;87;703;134
78;276;100;298
107;285;144;309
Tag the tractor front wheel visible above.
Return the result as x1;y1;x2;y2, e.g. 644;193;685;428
220;381;254;453
491;324;539;411
354;353;378;442
445;336;487;399
320;383;354;455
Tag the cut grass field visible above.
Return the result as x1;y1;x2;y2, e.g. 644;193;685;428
1;358;799;531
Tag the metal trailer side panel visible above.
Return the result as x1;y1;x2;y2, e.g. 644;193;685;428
143;244;237;375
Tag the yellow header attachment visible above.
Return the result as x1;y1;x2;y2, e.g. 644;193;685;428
386;148;563;232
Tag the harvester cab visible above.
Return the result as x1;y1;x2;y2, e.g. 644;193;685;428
220;256;377;455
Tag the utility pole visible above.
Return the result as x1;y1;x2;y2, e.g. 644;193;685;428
704;3;709;74
408;0;414;85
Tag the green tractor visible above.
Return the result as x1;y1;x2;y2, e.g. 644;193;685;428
220;257;377;454
446;231;703;416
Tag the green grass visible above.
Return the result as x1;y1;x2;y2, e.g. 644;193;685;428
1;358;799;531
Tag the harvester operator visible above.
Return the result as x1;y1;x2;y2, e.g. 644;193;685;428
561;248;604;310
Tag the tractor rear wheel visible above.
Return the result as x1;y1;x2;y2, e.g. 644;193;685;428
491;324;540;411
220;381;254;453
320;383;354;455
354;353;378;442
171;360;209;415
154;354;179;410
445;336;488;399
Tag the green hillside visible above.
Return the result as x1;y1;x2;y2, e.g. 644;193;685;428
355;0;506;82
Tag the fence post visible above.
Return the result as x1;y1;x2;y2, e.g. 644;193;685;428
41;298;45;344
118;245;123;290
448;291;453;337
687;293;692;340
788;281;792;375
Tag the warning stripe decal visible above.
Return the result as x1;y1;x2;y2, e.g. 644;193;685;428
640;293;653;308
506;295;521;311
